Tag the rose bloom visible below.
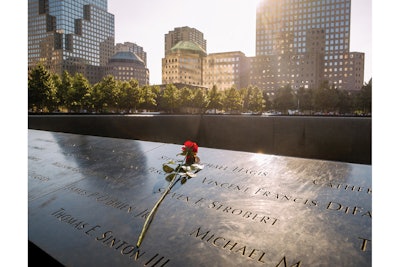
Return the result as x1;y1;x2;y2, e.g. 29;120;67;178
183;140;198;153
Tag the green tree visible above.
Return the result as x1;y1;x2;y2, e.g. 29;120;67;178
51;72;62;111
223;87;242;113
180;87;194;111
58;71;73;111
141;85;158;111
313;80;339;113
274;85;296;113
28;63;58;112
70;73;91;112
262;90;272;111
247;86;264;113
240;87;250;112
160;84;181;113
207;85;223;113
296;86;313;113
337;90;353;114
96;75;118;112
82;89;94;112
118;81;132;112
357;78;372;114
150;85;161;111
89;82;104;112
120;79;143;112
192;89;209;113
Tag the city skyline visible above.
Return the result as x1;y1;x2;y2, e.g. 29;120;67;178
108;0;372;86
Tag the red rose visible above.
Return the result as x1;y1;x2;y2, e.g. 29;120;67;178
182;140;198;153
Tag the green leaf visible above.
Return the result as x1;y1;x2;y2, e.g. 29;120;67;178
163;164;175;173
165;173;175;182
181;177;187;184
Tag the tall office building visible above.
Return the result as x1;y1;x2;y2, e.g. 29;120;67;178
163;27;251;90
203;52;250;91
28;0;115;84
162;41;206;86
115;42;147;67
164;26;207;56
106;51;149;86
253;0;364;90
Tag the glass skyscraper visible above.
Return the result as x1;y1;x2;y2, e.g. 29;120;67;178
253;0;364;90
256;0;351;56
28;0;114;84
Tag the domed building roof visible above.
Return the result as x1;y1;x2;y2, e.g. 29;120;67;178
170;41;206;56
109;51;145;65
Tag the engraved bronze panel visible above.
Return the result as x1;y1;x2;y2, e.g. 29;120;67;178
28;130;371;266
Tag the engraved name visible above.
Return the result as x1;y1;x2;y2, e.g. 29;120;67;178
50;208;171;266
29;173;50;182
160;156;269;176
312;180;372;195
96;231;170;266
201;177;371;219
156;188;279;226
64;185;145;215
190;227;301;266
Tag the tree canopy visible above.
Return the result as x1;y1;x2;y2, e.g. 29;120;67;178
28;64;372;116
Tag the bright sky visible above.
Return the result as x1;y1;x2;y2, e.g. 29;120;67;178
108;0;372;85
